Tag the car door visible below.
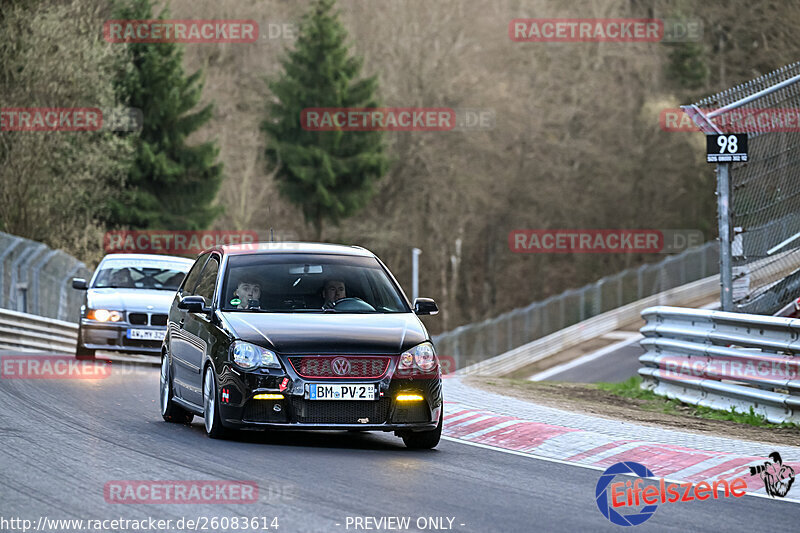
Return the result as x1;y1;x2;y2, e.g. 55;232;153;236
170;253;208;404
180;254;220;406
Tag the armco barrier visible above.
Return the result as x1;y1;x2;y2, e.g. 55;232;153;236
0;307;77;354
639;306;800;423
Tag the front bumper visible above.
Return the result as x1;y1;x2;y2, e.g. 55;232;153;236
79;321;165;355
216;359;443;431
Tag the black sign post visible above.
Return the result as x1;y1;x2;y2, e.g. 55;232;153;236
705;133;747;311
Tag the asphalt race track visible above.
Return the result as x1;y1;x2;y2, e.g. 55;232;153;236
2;357;799;533
540;340;645;383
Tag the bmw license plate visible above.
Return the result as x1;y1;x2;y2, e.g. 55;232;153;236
308;384;375;400
126;328;165;341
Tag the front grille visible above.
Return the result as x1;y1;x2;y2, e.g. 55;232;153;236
242;400;288;423
128;313;148;325
150;314;168;326
288;356;391;379
291;398;392;424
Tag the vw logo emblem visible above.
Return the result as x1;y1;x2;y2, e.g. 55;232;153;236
331;357;351;376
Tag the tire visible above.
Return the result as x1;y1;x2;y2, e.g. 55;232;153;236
401;407;442;449
203;365;228;439
75;329;95;360
160;354;193;424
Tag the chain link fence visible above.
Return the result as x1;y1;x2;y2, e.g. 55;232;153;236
0;231;91;322
433;241;719;368
690;62;800;314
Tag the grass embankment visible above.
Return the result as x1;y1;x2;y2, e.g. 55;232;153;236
597;376;797;429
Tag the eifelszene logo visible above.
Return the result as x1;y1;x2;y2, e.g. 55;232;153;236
595;461;748;526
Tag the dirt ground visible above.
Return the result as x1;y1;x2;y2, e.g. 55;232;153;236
465;377;800;447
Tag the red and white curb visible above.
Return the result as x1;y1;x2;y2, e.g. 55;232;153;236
443;402;800;502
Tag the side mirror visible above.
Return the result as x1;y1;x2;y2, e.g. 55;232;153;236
413;297;439;316
72;278;88;290
178;295;210;314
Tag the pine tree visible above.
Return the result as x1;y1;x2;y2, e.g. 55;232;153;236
107;0;223;230
262;0;389;240
667;41;709;90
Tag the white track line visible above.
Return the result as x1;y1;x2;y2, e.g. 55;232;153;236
527;299;720;382
528;333;641;381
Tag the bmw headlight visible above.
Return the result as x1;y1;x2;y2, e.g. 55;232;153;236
232;341;281;370
398;342;437;371
86;309;123;322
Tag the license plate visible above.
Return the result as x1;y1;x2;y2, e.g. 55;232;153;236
308;384;375;400
127;328;165;341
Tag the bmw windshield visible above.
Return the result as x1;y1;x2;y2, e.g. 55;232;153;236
92;258;190;290
220;253;409;313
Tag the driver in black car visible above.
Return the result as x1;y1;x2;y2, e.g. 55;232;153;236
322;279;346;309
233;278;262;309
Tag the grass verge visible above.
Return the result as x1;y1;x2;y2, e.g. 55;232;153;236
597;376;799;429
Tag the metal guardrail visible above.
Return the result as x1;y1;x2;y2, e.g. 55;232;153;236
0;307;77;354
639;306;800;424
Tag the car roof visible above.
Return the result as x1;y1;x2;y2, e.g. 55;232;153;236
212;242;375;257
100;253;195;264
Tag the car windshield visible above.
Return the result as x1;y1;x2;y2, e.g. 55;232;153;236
93;259;190;290
221;253;408;313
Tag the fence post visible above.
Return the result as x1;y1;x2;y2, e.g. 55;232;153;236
8;243;45;312
59;264;85;321
0;236;23;308
595;280;603;314
31;249;59;316
637;265;645;300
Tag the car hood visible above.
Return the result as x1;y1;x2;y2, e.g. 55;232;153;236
220;312;428;354
87;288;176;313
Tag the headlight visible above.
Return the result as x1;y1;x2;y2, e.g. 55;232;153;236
399;342;437;372
231;341;281;370
86;309;122;322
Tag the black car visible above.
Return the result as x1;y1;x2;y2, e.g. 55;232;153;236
159;243;443;449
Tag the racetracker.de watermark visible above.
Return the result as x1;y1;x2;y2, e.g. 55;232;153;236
509;18;702;43
1;355;111;379
654;353;800;383
301;107;495;132
302;108;454;132
662;107;800;133
509;229;703;254
0;107;143;132
104;20;258;43
104;481;258;504
104;230;260;256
